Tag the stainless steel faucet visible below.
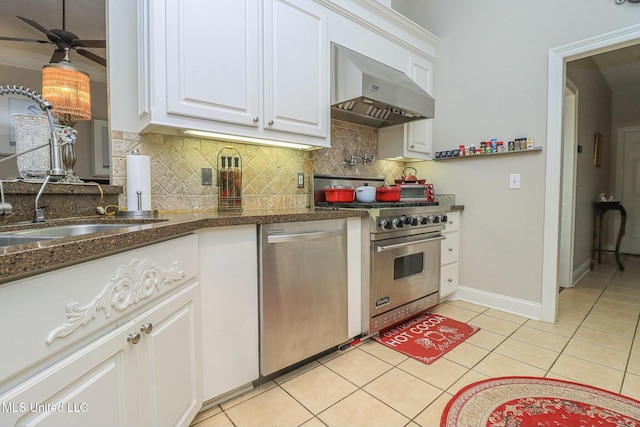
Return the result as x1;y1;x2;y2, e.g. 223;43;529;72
0;85;66;222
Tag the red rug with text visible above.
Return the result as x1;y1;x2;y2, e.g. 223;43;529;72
372;313;479;365
441;376;640;427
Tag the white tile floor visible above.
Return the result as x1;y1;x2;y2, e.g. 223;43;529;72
191;254;640;427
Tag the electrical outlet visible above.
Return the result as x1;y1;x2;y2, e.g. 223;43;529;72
509;173;521;189
201;168;213;185
297;172;304;188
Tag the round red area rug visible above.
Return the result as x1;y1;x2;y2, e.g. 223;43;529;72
441;376;640;427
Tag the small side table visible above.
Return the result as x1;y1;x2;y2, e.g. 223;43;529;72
591;201;626;271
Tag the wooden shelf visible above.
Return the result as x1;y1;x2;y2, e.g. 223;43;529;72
434;146;543;160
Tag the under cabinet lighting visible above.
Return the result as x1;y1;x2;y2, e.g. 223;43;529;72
181;129;318;150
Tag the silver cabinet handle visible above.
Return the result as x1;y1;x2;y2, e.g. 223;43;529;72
267;120;274;126
140;323;153;334
127;332;141;344
448;247;453;252
252;116;259;123
448;278;453;283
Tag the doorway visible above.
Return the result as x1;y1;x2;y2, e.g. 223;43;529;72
558;81;578;289
541;23;640;323
617;125;640;254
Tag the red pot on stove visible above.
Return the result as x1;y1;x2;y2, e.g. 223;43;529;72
324;187;355;203
375;186;401;202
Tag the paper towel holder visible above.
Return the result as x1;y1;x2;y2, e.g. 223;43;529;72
116;149;158;218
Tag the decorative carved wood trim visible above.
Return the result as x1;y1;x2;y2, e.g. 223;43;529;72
46;257;185;344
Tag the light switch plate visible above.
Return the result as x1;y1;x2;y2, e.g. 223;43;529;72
297;172;304;188
201;168;213;185
509;173;520;189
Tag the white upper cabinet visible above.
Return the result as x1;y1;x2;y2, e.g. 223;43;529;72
264;0;328;138
164;0;261;128
378;55;434;161
140;0;330;147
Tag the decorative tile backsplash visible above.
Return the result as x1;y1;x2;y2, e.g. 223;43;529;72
111;120;405;211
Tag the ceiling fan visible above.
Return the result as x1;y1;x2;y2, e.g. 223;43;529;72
0;0;106;67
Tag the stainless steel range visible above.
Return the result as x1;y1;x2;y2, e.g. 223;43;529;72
313;175;449;335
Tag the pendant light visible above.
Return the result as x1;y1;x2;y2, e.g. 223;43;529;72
41;47;92;126
41;47;91;183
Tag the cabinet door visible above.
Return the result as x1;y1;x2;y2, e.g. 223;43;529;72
441;232;459;266
0;322;138;427
263;0;329;139
406;57;434;158
135;282;202;427
165;0;260;127
198;226;259;402
444;211;460;232
440;262;459;299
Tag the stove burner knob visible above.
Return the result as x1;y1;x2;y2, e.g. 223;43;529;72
392;218;404;228
440;214;449;223
416;216;426;225
409;217;419;226
380;219;392;230
432;215;440;224
428;215;436;224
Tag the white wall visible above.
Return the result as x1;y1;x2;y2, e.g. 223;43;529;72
394;1;640;309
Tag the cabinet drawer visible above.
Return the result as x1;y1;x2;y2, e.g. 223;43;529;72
0;234;198;387
440;262;459;299
440;232;459;265
444;211;460;233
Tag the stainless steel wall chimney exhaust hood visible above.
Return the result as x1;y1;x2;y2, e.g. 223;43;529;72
331;43;435;128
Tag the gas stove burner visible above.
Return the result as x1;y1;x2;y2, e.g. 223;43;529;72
315;201;438;209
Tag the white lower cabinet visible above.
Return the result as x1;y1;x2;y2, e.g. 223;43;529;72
134;282;202;427
440;211;460;299
197;226;259;404
0;321;137;427
0;235;202;427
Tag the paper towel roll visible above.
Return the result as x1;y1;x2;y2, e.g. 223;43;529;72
126;154;152;211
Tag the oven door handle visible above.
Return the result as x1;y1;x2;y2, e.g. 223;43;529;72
267;230;342;244
374;234;445;252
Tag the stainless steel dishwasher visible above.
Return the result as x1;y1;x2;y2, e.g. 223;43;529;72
259;218;348;376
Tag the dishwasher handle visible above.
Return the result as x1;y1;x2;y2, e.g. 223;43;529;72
267;229;343;244
374;234;445;252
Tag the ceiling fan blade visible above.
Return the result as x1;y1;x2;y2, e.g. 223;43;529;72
73;39;106;49
77;48;107;67
50;49;66;63
0;35;50;44
16;16;61;42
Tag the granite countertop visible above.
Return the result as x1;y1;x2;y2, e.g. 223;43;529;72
0;208;368;284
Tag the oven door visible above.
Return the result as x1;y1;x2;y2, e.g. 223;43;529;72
371;232;443;318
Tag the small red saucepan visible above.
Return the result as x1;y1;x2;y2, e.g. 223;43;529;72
375;185;401;202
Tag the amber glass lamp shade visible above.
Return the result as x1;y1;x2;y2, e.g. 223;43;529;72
42;62;92;124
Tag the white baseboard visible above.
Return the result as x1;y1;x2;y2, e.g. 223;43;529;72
572;259;591;286
455;286;543;321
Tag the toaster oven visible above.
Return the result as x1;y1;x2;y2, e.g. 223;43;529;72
399;184;434;202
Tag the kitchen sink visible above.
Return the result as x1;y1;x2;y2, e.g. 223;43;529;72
0;222;153;247
4;223;142;238
0;235;57;247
